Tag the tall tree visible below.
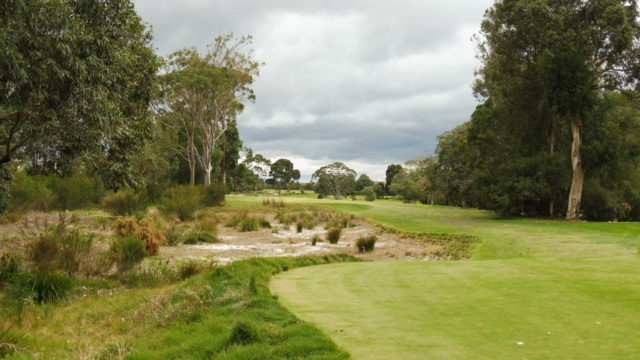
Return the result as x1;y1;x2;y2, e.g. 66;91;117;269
476;0;640;220
0;0;157;197
313;162;357;200
385;164;403;194
268;158;300;196
157;34;260;185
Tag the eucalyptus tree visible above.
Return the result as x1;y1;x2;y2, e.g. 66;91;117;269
0;0;157;209
268;158;300;195
156;34;260;185
313;162;357;200
476;0;640;220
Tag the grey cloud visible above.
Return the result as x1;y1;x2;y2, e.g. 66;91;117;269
134;0;494;181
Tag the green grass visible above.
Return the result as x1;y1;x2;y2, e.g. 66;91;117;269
250;195;640;359
272;258;640;360
227;196;640;260
2;255;356;359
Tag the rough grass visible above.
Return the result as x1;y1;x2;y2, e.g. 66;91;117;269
1;255;357;359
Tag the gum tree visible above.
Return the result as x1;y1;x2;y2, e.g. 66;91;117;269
476;0;640;220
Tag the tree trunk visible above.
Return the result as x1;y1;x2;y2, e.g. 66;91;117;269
566;119;585;220
221;168;227;185
203;163;212;185
189;162;196;185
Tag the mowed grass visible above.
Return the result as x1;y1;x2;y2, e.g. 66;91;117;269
272;258;640;360
246;195;640;359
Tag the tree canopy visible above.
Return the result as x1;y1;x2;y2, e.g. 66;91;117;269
0;0;157;210
313;162;357;200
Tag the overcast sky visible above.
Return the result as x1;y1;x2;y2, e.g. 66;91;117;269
134;0;494;181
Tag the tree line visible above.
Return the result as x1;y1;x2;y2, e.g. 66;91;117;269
388;0;640;221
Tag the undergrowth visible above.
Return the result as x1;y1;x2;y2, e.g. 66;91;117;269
1;255;357;359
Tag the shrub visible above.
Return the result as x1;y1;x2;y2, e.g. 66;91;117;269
361;186;376;202
311;235;320;246
164;225;185;246
239;217;259;232
54;174;97;210
355;235;377;253
58;230;94;275
202;184;225;206
296;222;304;233
326;228;342;244
114;217;165;256
9;172;55;212
159;185;203;221
27;271;74;304
0;252;22;286
27;233;61;272
196;216;218;232
259;218;271;228
102;190;147;216
176;260;209;280
183;230;217;244
110;236;146;272
0;323;22;358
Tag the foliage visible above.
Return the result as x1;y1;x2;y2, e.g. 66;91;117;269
268;158;301;194
355;235;377;253
312;162;357;200
202;184;225;206
0;0;157;195
102;190;148;216
0;252;22;286
356;174;374;191
109;236;146;272
326;228;342;244
239;217;259;232
385;164;403;192
54;174;99;210
156;34;260;185
9;172;55;212
113;217;165;256
158;185;204;221
183;230;217;244
474;0;640;219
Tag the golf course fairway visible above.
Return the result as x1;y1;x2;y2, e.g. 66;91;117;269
271;258;640;359
262;197;640;359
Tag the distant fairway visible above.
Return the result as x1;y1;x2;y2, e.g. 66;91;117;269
259;196;640;359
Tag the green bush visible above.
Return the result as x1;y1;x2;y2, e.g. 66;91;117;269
164;225;185;246
259;218;271;228
6;271;74;305
0;252;22;286
239;218;259;232
355;235;377;253
109;236;146;272
54;174;99;210
311;235;320;246
202;184;225;206
102;190;147;216
326;228;342;244
9;172;55;212
0;323;22;358
27;233;61;272
183;230;217;244
58;230;94;275
176;260;209;280
159;185;204;221
361;186;376;202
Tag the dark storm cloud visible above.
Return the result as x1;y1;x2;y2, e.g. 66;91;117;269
134;0;494;180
